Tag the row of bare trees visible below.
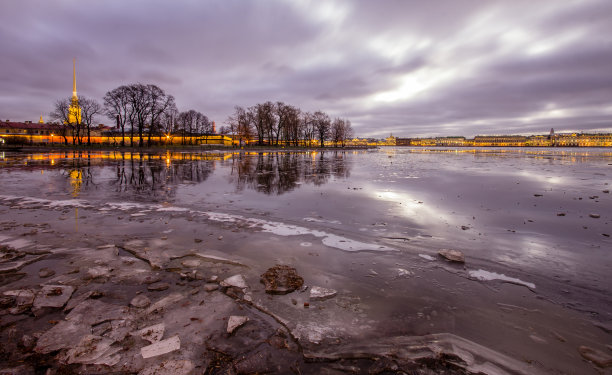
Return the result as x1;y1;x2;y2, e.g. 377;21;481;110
222;101;353;147
104;84;214;146
51;83;213;147
51;89;353;148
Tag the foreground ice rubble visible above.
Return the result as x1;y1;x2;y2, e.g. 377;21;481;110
0;192;606;374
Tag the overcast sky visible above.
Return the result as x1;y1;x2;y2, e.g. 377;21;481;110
1;0;611;138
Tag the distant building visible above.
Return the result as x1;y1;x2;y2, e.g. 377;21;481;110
473;135;527;147
0;121;62;144
435;137;467;147
392;132;611;147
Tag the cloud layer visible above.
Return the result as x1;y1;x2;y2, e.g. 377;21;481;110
1;0;611;137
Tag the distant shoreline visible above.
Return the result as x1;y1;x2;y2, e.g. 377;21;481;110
2;144;612;154
0;144;378;153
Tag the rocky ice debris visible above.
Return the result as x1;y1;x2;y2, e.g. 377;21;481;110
578;346;612;368
130;294;151;308
35;320;91;354
309;286;337;301
60;334;120;366
139;360;195;375
438;249;465;263
589;213;601;218
38;267;55;278
220;274;248;289
86;266;112;280
132;323;165;343
146;293;184;314
260;265;304;294
147;282;170;291
33;285;75;309
181;259;200;268
141;335;181;358
64;291;95;312
66;299;129;325
227;315;249;334
3;289;35;314
204;283;219;292
395;268;413;277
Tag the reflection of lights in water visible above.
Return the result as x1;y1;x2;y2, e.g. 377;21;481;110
69;170;83;197
51;159;55;165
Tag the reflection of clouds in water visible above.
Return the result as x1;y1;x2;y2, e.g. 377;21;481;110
517;170;564;186
372;190;454;226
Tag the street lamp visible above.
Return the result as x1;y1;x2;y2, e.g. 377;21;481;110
50;133;54;145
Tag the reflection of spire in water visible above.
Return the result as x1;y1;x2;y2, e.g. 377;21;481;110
69;169;83;197
75;207;78;233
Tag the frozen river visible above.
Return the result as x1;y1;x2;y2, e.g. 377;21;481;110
0;148;611;374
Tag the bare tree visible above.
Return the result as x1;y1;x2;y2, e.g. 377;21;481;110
282;105;301;146
313;111;331;147
103;85;131;146
256;101;275;145
79;96;102;146
49;98;71;145
301;111;316;147
146;84;175;146
160;103;178;144
178;110;198;145
124;84;150;147
218;125;231;135
342;120;354;147
226;106;254;146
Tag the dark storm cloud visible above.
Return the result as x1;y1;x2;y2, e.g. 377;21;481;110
0;0;610;137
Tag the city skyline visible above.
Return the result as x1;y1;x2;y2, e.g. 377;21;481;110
1;1;611;138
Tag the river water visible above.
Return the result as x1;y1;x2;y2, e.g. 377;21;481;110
0;148;611;373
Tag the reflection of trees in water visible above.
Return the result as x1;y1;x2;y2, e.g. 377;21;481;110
113;153;213;201
231;151;350;195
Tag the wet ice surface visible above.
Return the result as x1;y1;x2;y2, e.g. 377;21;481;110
0;148;611;374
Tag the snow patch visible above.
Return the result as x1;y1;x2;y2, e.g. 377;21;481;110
419;254;435;261
156;207;190;212
3;238;34;250
469;269;535;289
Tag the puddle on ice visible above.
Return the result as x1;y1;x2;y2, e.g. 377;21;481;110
469;269;536;289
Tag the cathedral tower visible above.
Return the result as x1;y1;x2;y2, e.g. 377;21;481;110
68;58;81;124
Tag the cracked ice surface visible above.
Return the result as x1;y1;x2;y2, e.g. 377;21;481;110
0;194;393;253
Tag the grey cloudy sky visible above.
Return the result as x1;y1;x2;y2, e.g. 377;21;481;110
1;0;611;138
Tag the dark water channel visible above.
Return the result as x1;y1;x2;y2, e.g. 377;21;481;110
1;148;611;374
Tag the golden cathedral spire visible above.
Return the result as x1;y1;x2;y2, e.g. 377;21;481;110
72;58;77;99
68;58;81;124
